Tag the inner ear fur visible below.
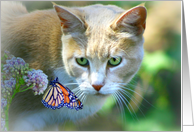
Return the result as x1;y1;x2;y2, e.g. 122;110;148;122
111;6;147;35
54;5;86;34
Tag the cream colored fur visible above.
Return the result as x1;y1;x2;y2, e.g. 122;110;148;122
1;1;146;131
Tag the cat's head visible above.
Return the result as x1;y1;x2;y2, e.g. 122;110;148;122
54;4;146;99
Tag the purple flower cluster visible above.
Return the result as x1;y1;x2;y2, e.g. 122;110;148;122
1;50;48;96
3;56;29;78
23;69;48;95
1;77;16;99
1;98;7;109
4;77;16;91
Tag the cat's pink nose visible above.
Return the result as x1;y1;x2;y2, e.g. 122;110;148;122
92;85;103;91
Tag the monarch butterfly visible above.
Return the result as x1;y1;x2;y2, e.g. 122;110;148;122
41;77;83;111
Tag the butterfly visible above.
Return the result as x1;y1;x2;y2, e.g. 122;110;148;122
41;77;83;111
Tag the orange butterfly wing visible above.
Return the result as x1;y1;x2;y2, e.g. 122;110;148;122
57;82;83;110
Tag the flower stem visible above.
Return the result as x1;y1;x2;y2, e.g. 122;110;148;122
19;85;33;92
11;83;21;102
5;97;9;130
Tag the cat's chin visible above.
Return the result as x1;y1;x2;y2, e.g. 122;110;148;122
94;92;110;97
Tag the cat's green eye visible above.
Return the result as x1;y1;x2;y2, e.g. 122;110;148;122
108;57;122;66
76;57;89;66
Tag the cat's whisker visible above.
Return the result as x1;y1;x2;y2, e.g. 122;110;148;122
55;66;65;70
118;81;145;93
80;93;85;102
117;90;139;121
74;89;82;97
103;84;152;120
120;86;155;108
117;82;129;85
74;91;80;98
117;83;132;88
128;79;150;92
121;86;145;96
78;91;86;104
113;92;125;121
119;87;143;107
119;87;140;102
64;83;79;86
78;91;84;99
127;83;145;92
82;94;87;104
75;88;84;97
119;88;146;118
115;89;132;119
120;86;149;110
111;94;117;105
77;94;83;101
72;87;85;100
72;87;80;92
73;88;87;104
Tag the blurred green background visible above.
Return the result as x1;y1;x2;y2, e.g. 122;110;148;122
21;1;181;131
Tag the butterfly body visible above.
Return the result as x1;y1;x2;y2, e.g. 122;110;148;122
42;77;83;111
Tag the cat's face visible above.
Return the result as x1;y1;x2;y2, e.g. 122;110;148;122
55;4;146;99
61;32;144;97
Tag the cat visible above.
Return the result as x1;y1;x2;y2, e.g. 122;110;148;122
1;1;147;131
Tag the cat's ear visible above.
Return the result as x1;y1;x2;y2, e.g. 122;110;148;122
53;5;86;34
111;6;147;35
